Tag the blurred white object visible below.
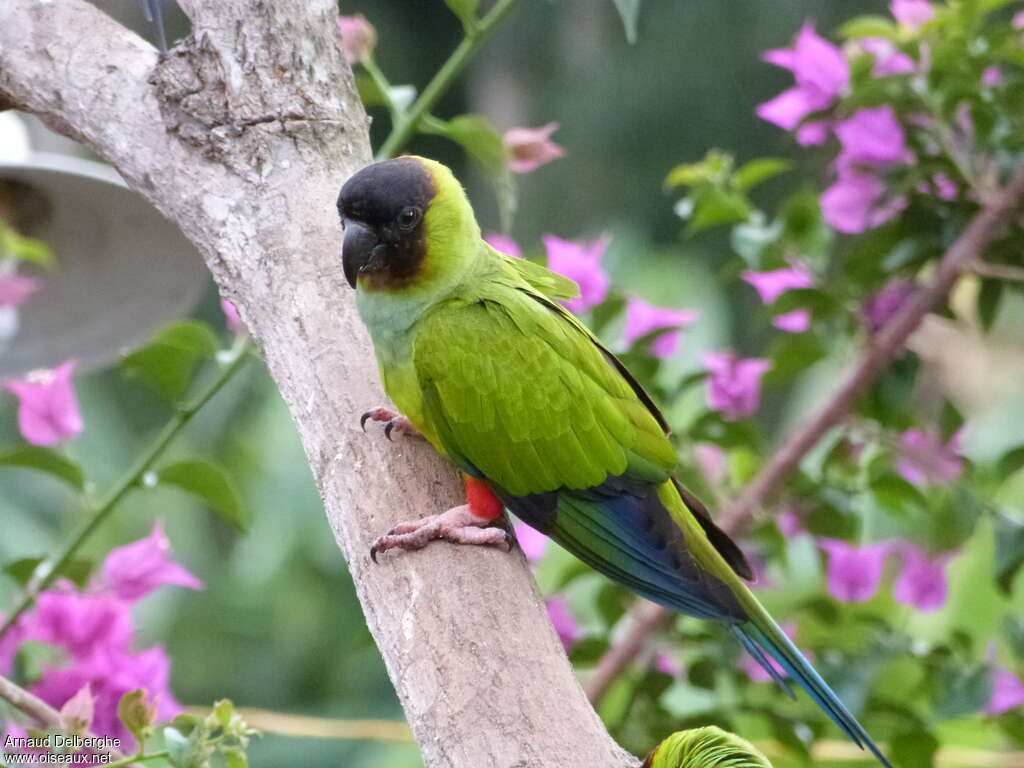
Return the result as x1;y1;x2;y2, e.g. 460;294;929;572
0;112;31;164
0;112;208;375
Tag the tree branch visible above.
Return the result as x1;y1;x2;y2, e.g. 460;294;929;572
0;2;635;766
586;166;1024;705
720;166;1024;533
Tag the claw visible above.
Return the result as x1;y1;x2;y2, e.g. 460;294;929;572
360;411;372;432
384;420;396;441
370;544;380;564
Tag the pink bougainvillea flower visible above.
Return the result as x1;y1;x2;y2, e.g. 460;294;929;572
504;123;565;173
100;522;203;602
898;428;964;487
772;310;811;333
891;0;935;29
821;170;906;234
987;665;1024;715
26;588;134;660
862;279;915;333
703;352;771;421
796;120;831;146
694;443;727;486
742;266;814;304
546;597;582;651
654;652;684;677
982;66;1003;88
220;298;245;334
777;509;804;537
31;646;182;748
892;542;954;612
0;613;23;674
857;38;916;77
758;23;849;132
6;361;83;446
1015;11;1024;30
623;298;698;358
543;234;610;313
835;106;911;169
337;14;377;65
819;539;891;603
743;266;813;333
0;274;41;308
919;172;958;201
485;233;522;259
514;521;549;562
743;622;809;682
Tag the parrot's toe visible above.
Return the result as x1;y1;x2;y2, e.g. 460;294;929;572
360;407;422;440
370;504;511;562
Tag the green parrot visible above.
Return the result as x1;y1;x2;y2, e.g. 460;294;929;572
337;156;891;768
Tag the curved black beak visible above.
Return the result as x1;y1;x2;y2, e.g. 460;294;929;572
342;220;379;288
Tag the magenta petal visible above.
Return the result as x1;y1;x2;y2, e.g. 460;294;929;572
101;522;203;601
514;522;549;561
891;0;935;30
987;666;1024;715
6;361;83;446
893;543;953;611
897;428;964;487
756;87;823;131
742;266;814;304
819;539;890;603
835;106;910;168
544;234;611;313
485;233;522;259
505;123;565;174
0;274;41;308
546;597;582;651
624;297;697;359
821;170;886;233
773;309;811;333
704;352;771;421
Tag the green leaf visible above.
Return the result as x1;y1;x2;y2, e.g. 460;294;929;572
214;699;234;729
0;222;56;268
870;473;927;517
733;158;792;192
762;333;825;385
889;731;939;768
163;726;193;768
225;751;249;768
978;277;1003;331
611;0;641;43
440;114;508;177
995;511;1024;593
933;664;993;719
444;0;479;27
0;446;85;491
121;320;221;404
688;188;752;235
839;15;899;41
997;445;1024;481
157;459;248;530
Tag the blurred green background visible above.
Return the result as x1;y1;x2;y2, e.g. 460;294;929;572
4;1;1023;767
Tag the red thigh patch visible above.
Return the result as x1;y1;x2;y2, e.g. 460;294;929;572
465;475;503;520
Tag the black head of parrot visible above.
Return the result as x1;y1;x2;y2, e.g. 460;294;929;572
336;156;437;290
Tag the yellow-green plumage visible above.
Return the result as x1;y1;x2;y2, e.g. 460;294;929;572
337;156;891;768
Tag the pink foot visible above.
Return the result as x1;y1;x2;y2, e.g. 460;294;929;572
370;504;512;562
360;407;422;441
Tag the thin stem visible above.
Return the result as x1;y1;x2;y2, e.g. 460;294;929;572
362;58;401;125
375;0;521;161
0;336;253;638
191;706;416;743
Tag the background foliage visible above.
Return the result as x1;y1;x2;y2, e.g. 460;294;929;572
2;1;1023;767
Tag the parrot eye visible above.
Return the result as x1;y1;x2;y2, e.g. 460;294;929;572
397;206;422;232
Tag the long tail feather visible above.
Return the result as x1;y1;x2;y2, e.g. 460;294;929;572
736;617;893;768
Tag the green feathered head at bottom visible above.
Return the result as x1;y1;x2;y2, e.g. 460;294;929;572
643;726;773;768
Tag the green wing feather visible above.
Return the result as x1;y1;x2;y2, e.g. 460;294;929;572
413;282;675;496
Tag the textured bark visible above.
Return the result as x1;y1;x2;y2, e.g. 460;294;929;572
0;2;636;766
